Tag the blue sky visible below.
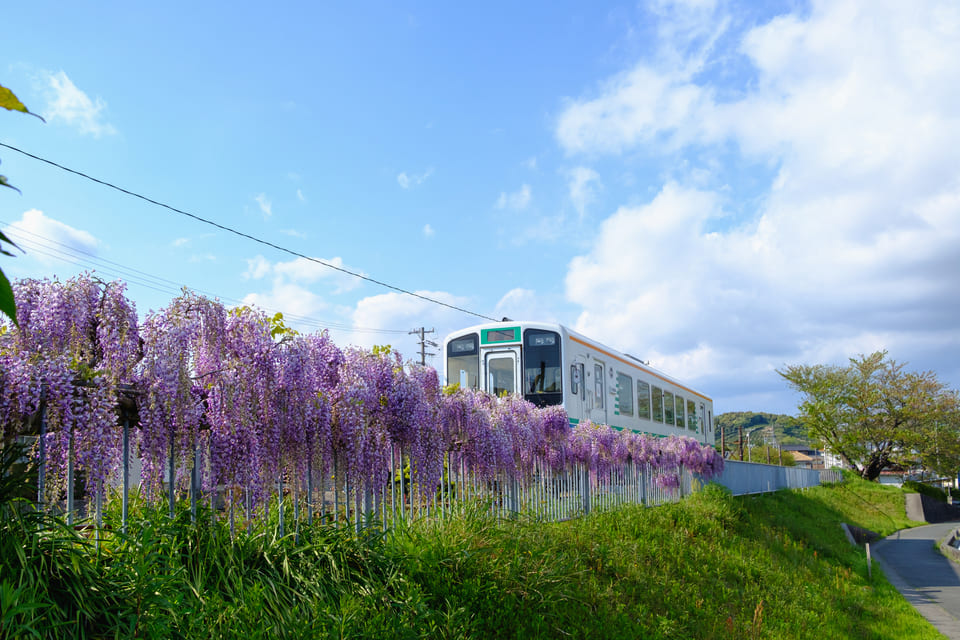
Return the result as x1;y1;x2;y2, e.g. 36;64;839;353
3;0;959;415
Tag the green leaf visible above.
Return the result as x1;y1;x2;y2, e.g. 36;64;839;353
0;230;21;256
0;84;44;120
0;268;17;327
0;84;28;113
0;175;21;194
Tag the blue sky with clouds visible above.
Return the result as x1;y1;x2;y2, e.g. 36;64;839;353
3;0;959;415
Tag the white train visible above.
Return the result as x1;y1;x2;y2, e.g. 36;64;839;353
443;321;715;444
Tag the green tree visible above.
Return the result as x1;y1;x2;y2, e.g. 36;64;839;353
1;83;44;326
779;351;960;481
715;411;809;448
726;444;796;466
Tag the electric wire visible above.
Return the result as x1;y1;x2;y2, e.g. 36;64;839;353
0;220;412;336
0;141;497;322
9;233;407;335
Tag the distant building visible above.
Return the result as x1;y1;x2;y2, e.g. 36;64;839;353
782;444;824;469
821;448;849;471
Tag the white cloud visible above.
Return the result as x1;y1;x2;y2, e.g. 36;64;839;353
493;288;560;324
242;254;363;294
422;223;435;238
254;194;273;218
41;71;116;137
243;255;272;280
559;0;960;410
556;65;709;155
241;283;329;322
5;209;99;263
566;167;601;218
397;168;434;189
495;184;532;210
296;189;306;202
240;255;375;339
348;289;475;365
279;228;307;239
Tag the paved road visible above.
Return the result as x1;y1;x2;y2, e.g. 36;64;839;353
872;521;960;639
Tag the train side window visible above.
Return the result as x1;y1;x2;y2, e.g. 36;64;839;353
688;399;697;431
664;391;675;425
652;386;664;423
594;364;604;410
675;395;685;428
617;373;633;416
637;381;651;419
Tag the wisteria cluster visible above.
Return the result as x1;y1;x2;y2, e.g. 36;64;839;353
0;275;139;502
0;274;723;511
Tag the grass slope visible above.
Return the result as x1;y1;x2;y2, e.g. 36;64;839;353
0;475;940;639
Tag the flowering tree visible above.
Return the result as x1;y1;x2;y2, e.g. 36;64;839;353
0;274;139;503
0;274;724;522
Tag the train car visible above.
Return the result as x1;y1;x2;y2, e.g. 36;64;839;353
443;321;715;444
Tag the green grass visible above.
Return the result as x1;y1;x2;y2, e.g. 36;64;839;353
0;456;942;639
903;480;950;503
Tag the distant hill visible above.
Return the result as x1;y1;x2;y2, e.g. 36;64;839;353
715;412;810;450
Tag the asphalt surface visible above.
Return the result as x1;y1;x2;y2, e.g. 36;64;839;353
872;521;960;639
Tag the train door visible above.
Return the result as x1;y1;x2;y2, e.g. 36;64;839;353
484;348;520;397
589;361;608;425
568;359;586;421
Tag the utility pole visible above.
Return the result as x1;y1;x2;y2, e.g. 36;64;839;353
409;327;437;366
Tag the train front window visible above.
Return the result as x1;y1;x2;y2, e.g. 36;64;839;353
447;334;479;389
523;329;562;406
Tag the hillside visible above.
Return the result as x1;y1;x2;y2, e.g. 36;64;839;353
1;473;940;639
716;411;811;448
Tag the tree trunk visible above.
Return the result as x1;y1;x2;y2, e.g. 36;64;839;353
860;454;888;482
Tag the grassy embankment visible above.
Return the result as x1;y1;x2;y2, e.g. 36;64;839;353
0;466;941;639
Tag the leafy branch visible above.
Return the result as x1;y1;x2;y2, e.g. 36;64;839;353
0;82;45;327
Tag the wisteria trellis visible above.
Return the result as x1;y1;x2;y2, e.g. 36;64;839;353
0;274;724;526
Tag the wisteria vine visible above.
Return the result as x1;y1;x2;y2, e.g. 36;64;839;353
0;274;724;514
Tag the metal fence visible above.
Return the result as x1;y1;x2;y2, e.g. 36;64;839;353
221;458;844;534
713;460;844;497
13;433;844;535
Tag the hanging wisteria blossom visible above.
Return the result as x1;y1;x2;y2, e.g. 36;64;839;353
0;274;140;503
1;275;727;523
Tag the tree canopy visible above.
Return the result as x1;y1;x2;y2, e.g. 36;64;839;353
779;351;960;481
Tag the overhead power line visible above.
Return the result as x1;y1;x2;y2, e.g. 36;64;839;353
0;219;411;336
0;141;497;322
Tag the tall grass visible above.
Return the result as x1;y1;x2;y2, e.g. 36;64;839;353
0;455;942;639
